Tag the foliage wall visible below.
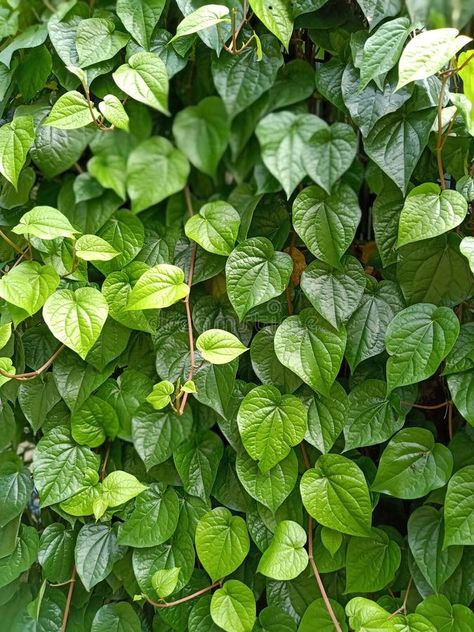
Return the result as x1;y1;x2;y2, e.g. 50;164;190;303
1;0;474;630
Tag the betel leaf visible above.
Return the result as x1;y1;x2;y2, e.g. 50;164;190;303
300;382;348;454
416;594;474;631
293;184;361;268
356;0;401;30
0;115;35;189
116;0;166;49
43;287;109;359
38;523;75;583
172;4;230;40
76;18;129;67
257;520;308;580
300;454;372;537
91;602;141;632
71;396;119;447
12;205;78;240
345;597;397;632
196;329;248;364
75;524;125;591
152;567;181;599
98;94;130;132
398;183;468;247
444;465;474;547
113;52;169;114
0;525;39;589
460;236;474;273
237;385;307;472
298;598;347;632
44;90;96;129
372;427;453;499
195;507;250;581
75;234;118;261
385;303;459;393
0;261;59;316
127;263;189;310
173;431;224;500
146;380;174;410
250;326;302;394
0;466;33;527
274;308;347;396
210;580;256;632
248;0;293;49
185;201;240;256
226;237;293;320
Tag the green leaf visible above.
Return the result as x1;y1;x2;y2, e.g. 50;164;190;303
210;579;256;632
172;4;230;40
346;527;401;593
0;322;11;349
408;505;462;592
444;464;474;546
75;234;118;261
398;183;468;247
274;308;347;396
385;303;459;393
256;111;325;198
118;482;179;547
248;0;293;49
95;211;145;275
226;237;293;320
344;380;405;451
301;256;366;328
88;154;127;199
18;374;61;432
237;385;307;472
91;603;141;632
127;263;189;310
174;431;224;500
173;96;230;176
303;123;358;194
116;0;166;49
98;95;130;132
448;370;474;425
43;287;109;359
0;525;39;589
0;23;48;67
300;454;372;537
0;466;33;527
0;116;35;188
355;0;401;30
460;236;474;273
127;137;189;213
298;598;348;632
372;427;453;499
196;329;248;364
0;357;15;387
75;524;125;591
12;205;78;240
44;91;96;129
257;520;308;580
195;507;250;581
236;449;298;513
300;382;348;454
101;471;147;507
76;18;129;67
346;597;397;632
33;427;100;507
250;325;302;394
416;594;474;631
293;184;361;268
38;523;75;583
146;380;174;410
185;201;240;256
397;28;472;89
0;261;59;315
152;567;181;599
113;52;169;114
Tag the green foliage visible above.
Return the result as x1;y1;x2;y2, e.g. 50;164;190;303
1;1;474;630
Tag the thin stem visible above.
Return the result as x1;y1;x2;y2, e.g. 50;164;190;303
400;399;450;410
388;577;413;619
147;580;221;608
300;442;312;470
448;401;453;440
61;567;76;632
230;0;248;51
437;75;449;190
100;442;111;481
0;229;24;255
0;344;65;381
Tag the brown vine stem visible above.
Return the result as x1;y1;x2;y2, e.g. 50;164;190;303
0;344;65;381
61;566;76;632
388;576;413;619
400;399;450;410
0;229;24;255
178;187;197;416
100;442;111;481
147;579;221;608
448;401;453;440
436;75;449;190
300;443;342;632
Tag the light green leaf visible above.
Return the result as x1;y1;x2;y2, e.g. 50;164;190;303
146;380;174;410
98;94;130;132
127;263;189;310
173;96;230;176
298;598;348;632
116;0;166;49
43;287;109;359
303;122;357;194
152;567;181;599
248;0;293;49
0;261;59;315
75;524;125;591
226;237;293;320
210;580;256;632
127;137;189;213
91;603;141;632
444;464;474;546
96;212;145;275
257;520;308;580
397;28;472;89
172;4;230;40
448;369;474;425
360;17;411;89
0;23;48;68
460;236;474;273
88;154;127;199
113;52;169;114
250;325;302;394
75;234;119;261
346;527;401;593
237;385;307;472
274;308;347;396
293;184;361;268
195;507;250;581
346;597;397;632
0;323;11;349
372;427;453;499
0;357;15;387
0;116;35;189
256;111;325;198
196;329;248;364
398;183;468;247
12;205;78;240
76;18;130;67
185;201;240;256
385;303;459;393
101;470;147;507
300;454;372;537
44;91;96;130
416;594;474;631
